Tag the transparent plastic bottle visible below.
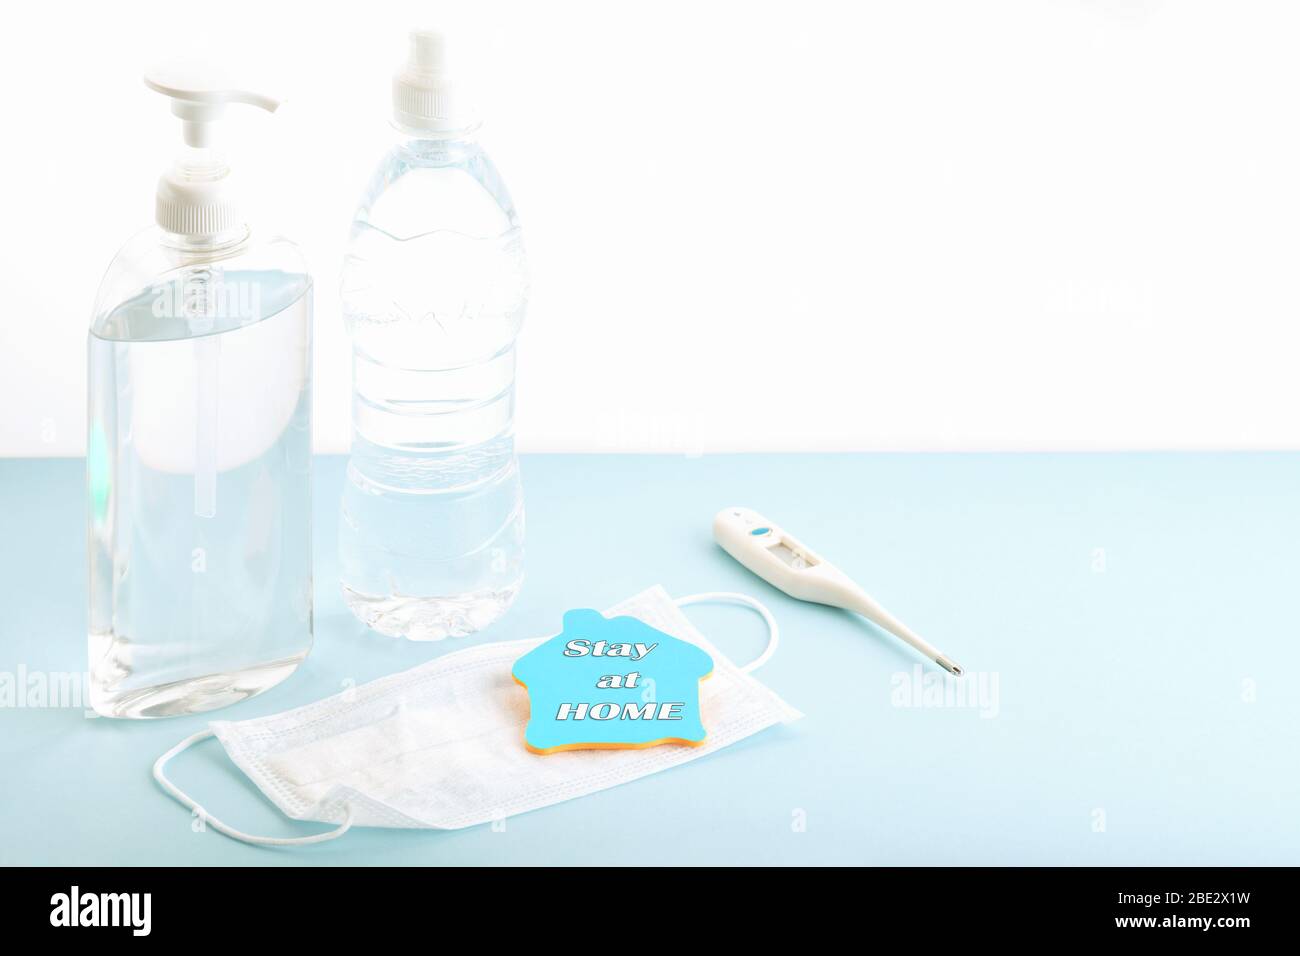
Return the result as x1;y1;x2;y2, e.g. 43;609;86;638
339;32;528;641
87;70;313;718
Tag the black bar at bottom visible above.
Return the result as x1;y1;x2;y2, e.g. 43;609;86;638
0;865;1288;939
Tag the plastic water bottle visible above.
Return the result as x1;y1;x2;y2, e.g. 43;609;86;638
339;31;529;640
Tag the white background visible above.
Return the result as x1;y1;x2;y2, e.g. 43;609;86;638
2;0;1299;457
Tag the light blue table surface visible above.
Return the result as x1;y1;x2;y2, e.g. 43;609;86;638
1;453;1297;866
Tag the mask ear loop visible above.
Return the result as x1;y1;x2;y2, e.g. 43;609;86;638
675;591;779;673
152;729;353;847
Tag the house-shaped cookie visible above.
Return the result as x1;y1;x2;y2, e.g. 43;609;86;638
512;608;714;754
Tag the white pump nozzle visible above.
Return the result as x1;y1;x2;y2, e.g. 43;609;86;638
144;65;282;237
145;66;280;147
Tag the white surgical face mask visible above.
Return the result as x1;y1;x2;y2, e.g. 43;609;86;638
153;586;801;846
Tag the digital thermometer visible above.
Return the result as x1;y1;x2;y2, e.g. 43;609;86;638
712;507;964;675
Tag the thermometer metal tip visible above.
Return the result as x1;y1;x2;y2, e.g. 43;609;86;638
712;507;966;675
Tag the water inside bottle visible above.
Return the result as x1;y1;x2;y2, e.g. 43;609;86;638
339;138;528;640
87;272;313;717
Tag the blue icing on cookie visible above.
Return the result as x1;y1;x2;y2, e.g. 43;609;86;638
512;608;714;754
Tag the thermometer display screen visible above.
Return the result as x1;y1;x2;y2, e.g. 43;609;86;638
767;539;817;570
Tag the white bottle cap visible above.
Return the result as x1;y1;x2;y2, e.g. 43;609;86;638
144;66;281;238
392;30;477;134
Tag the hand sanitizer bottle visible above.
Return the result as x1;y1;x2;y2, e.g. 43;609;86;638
87;67;314;718
339;31;529;640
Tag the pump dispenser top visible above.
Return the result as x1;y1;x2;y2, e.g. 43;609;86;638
144;66;281;239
